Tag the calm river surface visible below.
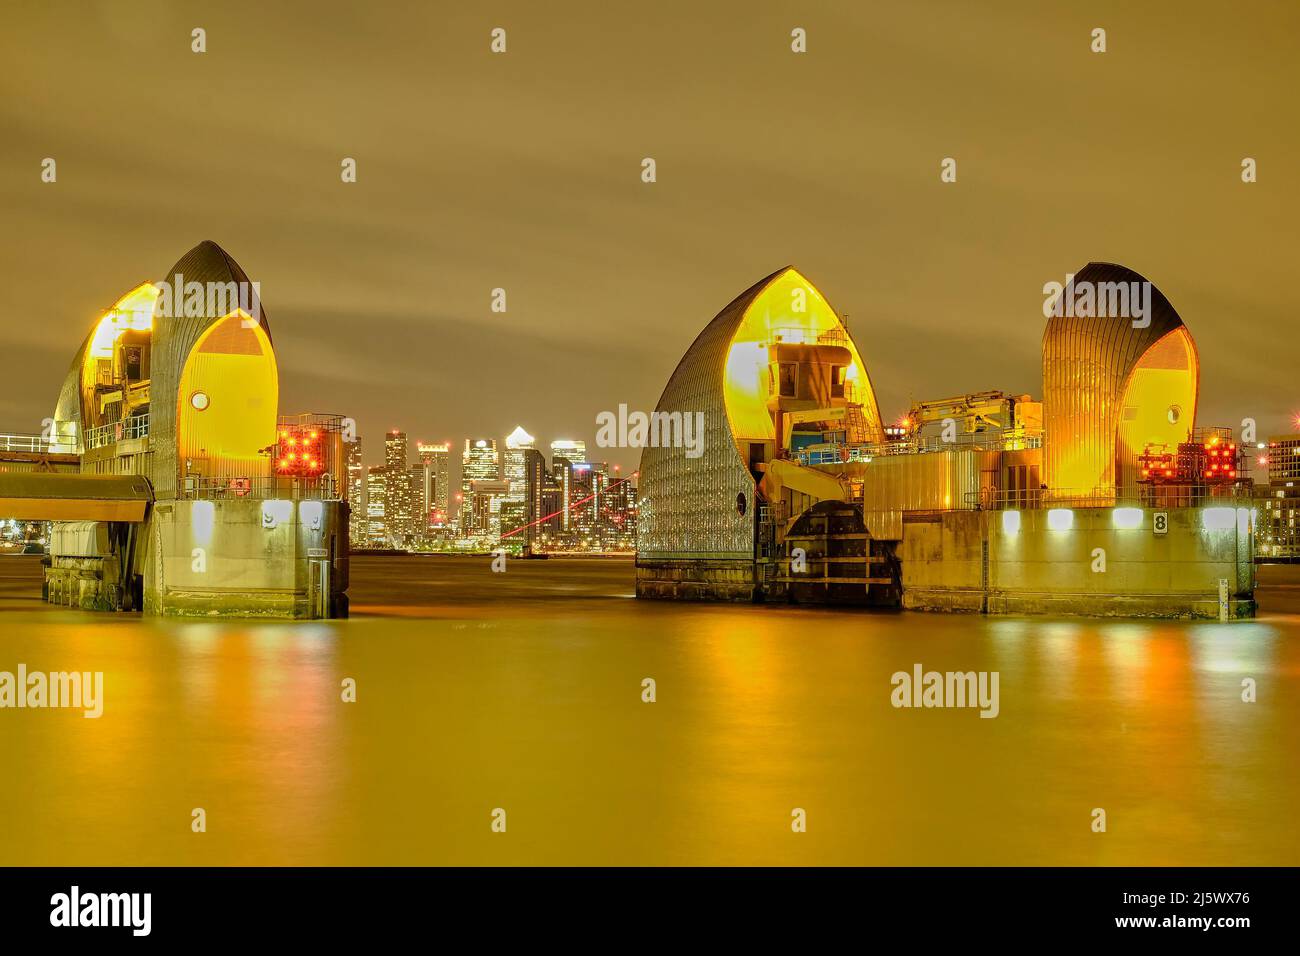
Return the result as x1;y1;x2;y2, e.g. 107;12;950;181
2;554;1297;866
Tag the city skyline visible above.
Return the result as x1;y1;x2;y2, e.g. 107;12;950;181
347;423;637;552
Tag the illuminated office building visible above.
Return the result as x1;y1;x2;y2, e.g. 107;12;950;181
539;472;564;546
366;466;388;548
347;437;367;547
550;440;586;536
504;426;535;496
1257;434;1300;559
603;468;637;550
551;439;586;466
460;438;499;535
407;462;429;533
417;441;451;527
382;430;416;544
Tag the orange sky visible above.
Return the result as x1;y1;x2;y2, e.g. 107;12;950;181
2;0;1297;469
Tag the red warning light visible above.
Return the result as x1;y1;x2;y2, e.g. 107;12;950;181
276;428;325;478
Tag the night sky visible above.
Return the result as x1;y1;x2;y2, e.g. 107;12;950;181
3;0;1297;474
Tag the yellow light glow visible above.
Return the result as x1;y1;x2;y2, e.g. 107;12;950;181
178;312;279;483
87;282;159;358
722;267;882;453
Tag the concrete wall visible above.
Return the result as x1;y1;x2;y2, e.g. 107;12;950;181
635;558;756;602
143;497;348;618
902;506;1255;618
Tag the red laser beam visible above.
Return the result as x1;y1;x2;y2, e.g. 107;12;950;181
499;472;638;540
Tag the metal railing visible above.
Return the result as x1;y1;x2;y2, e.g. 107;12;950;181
796;433;1042;467
963;487;1255;511
180;474;340;501
84;414;149;450
769;327;850;348
0;433;51;453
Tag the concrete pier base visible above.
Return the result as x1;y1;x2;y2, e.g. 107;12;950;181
635;558;757;602
900;507;1255;620
142;497;349;619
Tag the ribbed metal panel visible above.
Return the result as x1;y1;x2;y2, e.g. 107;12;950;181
1041;262;1190;497
636;271;777;560
51;332;91;452
637;266;882;560
858;450;1000;540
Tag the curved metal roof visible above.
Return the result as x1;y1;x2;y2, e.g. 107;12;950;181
50;241;274;497
150;241;272;498
637;269;780;560
637;266;880;560
1041;262;1198;495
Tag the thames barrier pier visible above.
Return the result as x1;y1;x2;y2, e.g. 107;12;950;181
635;265;1254;618
0;241;349;618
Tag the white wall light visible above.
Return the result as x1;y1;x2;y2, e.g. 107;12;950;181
1112;507;1143;530
1202;507;1235;531
1047;508;1074;532
191;500;215;544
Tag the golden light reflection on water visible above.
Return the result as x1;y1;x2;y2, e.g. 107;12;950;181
1;557;1298;867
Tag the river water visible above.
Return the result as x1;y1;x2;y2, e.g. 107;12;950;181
1;554;1297;866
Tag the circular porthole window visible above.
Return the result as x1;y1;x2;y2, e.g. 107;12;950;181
1167;405;1181;425
190;391;211;412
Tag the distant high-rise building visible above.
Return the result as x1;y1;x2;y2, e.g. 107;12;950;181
539;471;564;546
522;447;546;543
407;462;428;534
461;438;499;535
1257;433;1300;559
500;446;547;552
384;430;415;544
470;478;511;543
550;440;587;536
347;437;367;548
366;466;388;548
568;461;599;544
550;439;586;466
417;441;451;527
504;426;535;501
604;466;637;550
